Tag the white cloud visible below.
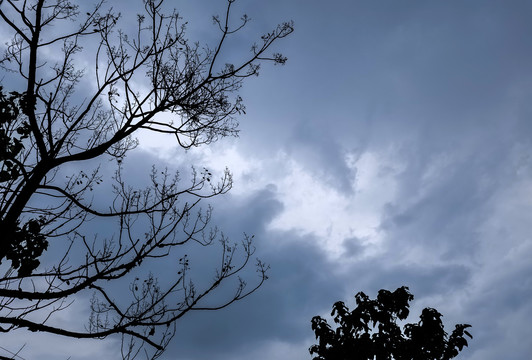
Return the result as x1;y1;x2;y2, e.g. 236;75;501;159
141;137;404;260
268;149;402;259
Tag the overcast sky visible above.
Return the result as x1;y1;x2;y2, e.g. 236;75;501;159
2;1;532;360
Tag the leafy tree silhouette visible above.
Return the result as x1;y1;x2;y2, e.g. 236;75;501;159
310;287;472;360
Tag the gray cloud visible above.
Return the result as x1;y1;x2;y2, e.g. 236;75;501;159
3;1;532;360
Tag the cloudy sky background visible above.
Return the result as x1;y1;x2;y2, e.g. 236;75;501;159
2;0;532;359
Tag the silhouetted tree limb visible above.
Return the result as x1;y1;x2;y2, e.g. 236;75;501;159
0;0;292;358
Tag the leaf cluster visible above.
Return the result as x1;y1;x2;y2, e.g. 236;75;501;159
0;89;29;182
310;287;472;360
0;88;48;276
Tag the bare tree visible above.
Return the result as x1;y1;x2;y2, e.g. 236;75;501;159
0;0;293;358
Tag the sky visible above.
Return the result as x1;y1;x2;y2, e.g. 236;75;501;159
1;0;532;359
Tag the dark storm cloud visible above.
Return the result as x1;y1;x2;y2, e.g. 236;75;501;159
166;235;344;360
380;148;497;261
462;265;532;360
159;176;475;360
284;120;356;193
346;261;472;301
228;2;532;360
242;0;532;150
341;236;366;257
53;0;532;358
163;187;350;360
4;0;532;359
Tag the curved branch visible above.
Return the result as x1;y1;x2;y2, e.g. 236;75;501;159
0;316;163;350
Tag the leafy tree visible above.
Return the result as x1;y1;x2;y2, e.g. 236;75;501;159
0;89;47;277
0;0;292;358
310;287;472;360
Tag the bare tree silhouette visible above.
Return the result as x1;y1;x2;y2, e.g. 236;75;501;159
0;0;293;358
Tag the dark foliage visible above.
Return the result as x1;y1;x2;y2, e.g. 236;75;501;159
0;89;48;276
310;287;472;360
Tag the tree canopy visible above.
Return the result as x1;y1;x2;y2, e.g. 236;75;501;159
310;287;472;360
